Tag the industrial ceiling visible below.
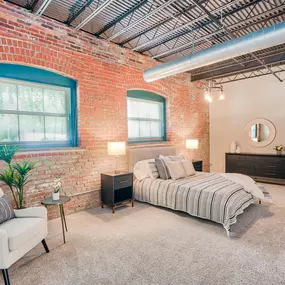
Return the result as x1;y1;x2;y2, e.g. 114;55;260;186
5;0;285;83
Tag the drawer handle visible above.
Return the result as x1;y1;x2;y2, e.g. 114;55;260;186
118;180;129;183
265;173;276;176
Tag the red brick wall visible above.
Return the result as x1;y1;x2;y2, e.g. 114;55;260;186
0;1;209;219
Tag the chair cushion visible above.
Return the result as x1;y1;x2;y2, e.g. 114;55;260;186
0;217;44;251
0;195;15;224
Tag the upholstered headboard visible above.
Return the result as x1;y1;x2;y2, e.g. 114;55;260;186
128;146;176;171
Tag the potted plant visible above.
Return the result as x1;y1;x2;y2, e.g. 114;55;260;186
0;145;36;209
273;145;283;155
52;176;62;200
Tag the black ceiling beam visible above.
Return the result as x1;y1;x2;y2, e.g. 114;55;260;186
214;66;285;84
158;7;285;60
95;0;148;37
26;0;41;11
119;0;208;46
66;0;95;26
138;0;264;53
191;50;285;81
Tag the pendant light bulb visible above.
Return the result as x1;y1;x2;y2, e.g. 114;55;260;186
219;89;225;101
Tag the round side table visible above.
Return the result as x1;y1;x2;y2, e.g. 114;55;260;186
41;196;71;244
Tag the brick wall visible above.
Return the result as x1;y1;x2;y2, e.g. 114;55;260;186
0;1;209;219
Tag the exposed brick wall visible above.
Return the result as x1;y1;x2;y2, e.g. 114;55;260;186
0;1;209;219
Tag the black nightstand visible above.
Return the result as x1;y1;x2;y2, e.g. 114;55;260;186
101;171;134;213
193;160;203;172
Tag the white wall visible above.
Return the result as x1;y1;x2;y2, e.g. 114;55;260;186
210;74;285;173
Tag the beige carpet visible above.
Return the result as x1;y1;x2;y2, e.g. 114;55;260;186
7;183;285;285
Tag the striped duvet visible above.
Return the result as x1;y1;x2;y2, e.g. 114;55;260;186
134;172;257;231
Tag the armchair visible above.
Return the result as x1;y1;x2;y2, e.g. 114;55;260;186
0;206;49;285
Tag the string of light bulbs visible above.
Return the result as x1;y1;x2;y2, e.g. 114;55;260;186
204;81;225;103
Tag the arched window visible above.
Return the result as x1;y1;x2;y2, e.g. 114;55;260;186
0;64;77;149
127;90;166;143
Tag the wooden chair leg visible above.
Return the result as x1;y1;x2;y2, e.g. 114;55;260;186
2;269;10;285
42;239;50;253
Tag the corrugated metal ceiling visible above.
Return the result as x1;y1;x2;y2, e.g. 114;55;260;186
5;0;285;81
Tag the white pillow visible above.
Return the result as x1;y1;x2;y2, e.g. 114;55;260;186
166;161;186;180
181;160;196;176
159;154;184;161
148;161;159;179
159;154;171;161
133;159;154;181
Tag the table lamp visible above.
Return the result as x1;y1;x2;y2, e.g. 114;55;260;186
186;139;199;161
108;142;126;174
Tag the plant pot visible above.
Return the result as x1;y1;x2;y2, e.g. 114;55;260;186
52;192;60;200
276;150;282;155
14;206;27;210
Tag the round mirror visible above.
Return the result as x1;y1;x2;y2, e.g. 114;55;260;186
250;124;269;143
245;119;276;147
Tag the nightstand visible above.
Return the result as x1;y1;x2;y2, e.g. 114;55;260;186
101;171;134;213
193;160;203;171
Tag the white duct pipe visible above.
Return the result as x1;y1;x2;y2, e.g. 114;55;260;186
144;21;285;82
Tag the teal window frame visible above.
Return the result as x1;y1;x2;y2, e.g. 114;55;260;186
127;90;166;144
0;64;78;149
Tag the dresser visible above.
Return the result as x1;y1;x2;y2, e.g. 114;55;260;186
226;153;285;184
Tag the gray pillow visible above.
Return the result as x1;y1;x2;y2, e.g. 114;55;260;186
0;195;15;224
155;158;171;180
168;155;185;161
159;155;185;161
148;161;159;179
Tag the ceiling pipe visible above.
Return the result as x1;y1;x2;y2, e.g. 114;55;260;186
143;21;285;83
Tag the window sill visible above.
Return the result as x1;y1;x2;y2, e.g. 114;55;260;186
128;139;167;144
14;147;86;158
128;141;173;149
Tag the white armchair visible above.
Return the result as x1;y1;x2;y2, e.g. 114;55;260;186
0;206;49;285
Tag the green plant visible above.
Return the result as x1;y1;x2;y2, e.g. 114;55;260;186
53;176;62;193
273;145;283;151
0;145;19;165
0;145;36;209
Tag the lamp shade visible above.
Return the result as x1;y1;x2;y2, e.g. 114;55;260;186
107;142;126;156
186;139;199;150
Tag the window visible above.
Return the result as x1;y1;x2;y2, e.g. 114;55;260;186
127;90;166;143
0;64;77;149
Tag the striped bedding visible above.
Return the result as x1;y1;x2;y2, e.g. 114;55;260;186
134;172;257;231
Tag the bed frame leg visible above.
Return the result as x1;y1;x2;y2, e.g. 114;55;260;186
226;228;231;238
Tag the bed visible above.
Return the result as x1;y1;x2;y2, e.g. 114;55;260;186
128;147;265;236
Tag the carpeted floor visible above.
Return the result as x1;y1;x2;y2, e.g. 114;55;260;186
7;183;285;285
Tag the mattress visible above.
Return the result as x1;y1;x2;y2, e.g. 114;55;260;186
134;172;257;231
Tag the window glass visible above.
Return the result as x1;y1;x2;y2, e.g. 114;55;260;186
0;78;72;148
127;91;166;143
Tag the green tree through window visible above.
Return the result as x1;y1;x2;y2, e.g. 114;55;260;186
0;64;77;149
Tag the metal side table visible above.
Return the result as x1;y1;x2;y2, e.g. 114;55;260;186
41;196;71;244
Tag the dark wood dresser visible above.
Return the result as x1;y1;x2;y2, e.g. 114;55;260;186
226;153;285;184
